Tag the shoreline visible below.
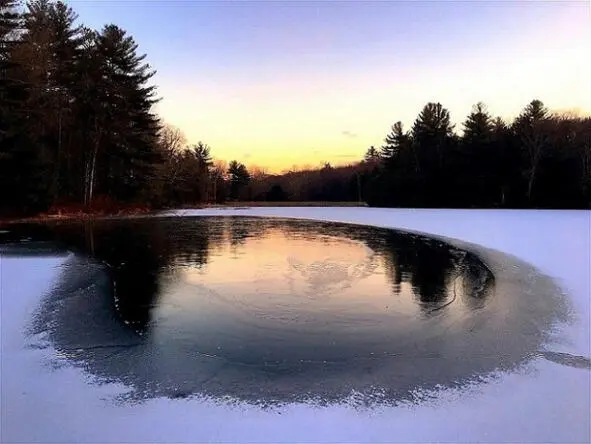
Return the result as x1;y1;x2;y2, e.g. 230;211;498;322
0;209;160;226
0;202;369;225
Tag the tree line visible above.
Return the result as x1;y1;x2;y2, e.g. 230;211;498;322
361;101;590;208
1;0;589;216
217;99;591;210
1;0;161;215
0;0;265;215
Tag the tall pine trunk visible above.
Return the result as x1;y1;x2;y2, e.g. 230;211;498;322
84;118;100;208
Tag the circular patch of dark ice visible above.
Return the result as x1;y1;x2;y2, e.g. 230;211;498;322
13;217;573;407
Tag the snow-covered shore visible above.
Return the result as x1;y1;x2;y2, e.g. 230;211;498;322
1;208;589;443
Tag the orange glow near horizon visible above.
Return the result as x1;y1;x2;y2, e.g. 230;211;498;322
177;227;425;319
148;2;590;173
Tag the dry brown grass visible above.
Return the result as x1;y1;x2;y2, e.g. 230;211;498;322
0;201;368;225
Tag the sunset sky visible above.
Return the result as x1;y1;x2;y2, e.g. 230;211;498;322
70;0;590;172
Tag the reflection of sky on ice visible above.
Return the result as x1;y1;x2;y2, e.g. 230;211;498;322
186;229;380;299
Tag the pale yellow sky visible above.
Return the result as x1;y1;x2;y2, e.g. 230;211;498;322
149;2;590;173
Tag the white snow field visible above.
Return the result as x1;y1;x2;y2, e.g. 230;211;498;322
1;208;589;443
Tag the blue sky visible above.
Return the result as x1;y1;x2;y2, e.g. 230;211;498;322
68;0;590;171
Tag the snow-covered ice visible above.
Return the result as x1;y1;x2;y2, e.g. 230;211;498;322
1;208;589;443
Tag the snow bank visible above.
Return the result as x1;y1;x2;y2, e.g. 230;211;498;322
1;209;589;443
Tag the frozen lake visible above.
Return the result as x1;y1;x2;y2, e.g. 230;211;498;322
1;208;589;442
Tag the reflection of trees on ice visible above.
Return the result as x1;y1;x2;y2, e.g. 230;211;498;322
285;252;378;298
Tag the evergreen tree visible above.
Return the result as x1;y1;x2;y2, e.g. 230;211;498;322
46;1;83;200
0;0;21;82
0;0;54;214
185;142;212;202
380;121;417;206
18;0;55;157
457;102;495;206
1;0;84;210
363;145;380;163
0;0;23;146
72;27;103;206
513;99;550;203
489;116;519;207
381;122;407;160
412;102;454;168
462;102;493;145
411;102;456;205
192;141;212;171
228;160;250;200
93;24;161;204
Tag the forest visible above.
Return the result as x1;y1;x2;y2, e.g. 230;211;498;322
1;0;590;217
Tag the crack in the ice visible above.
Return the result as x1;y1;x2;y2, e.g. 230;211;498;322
59;343;141;352
537;351;591;370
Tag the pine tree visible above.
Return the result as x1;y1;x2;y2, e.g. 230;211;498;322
462;102;493;144
73;27;103;206
412;102;454;166
0;0;22;138
0;0;23;213
188;141;212;201
488;116;518;207
228;160;250;200
0;0;54;214
18;0;54;144
46;1;83;199
363;146;380;163
93;24;161;204
381;122;409;160
411;102;456;205
192;141;212;170
513;99;550;203
0;0;21;85
4;0;83;207
456;102;495;205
